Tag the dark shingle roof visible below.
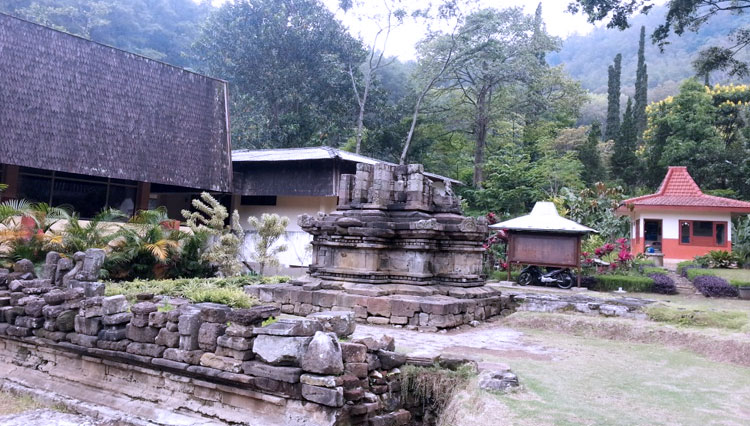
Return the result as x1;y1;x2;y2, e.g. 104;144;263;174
0;13;232;192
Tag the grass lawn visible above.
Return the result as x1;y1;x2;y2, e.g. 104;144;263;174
442;323;750;426
710;268;750;284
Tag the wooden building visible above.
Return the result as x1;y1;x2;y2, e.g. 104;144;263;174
0;13;232;218
617;166;750;262
232;147;460;274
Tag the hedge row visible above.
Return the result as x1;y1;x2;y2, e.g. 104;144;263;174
590;275;654;293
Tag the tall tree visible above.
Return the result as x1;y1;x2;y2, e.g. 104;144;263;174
422;8;559;187
634;26;648;140
578;121;605;185
567;0;750;79
605;53;622;141
611;98;640;188
194;0;365;149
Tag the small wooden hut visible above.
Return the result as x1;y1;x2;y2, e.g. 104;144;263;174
490;202;595;286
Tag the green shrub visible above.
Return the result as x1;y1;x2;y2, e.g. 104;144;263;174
642;267;667;276
401;363;476;417
677;260;700;275
686;268;718;281
593;275;654;292
105;276;259;308
489;270;520;282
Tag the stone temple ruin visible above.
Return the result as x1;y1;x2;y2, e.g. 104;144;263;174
249;163;512;329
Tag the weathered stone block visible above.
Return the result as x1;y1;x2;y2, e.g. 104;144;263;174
198;322;226;351
155;328;180;348
243;361;302;383
307;310;356;337
253;318;322;337
300;373;341;388
42;304;65;319
101;295;128;315
252;335;311;365
125;324;159;343
377;350;406;370
101;312;132;326
200;353;243;373
215;346;254;361
225;323;255;338
163;348;204;365
217;335;253;351
148;311;168;328
300;331;344;375
179;334;199;351
340;342;367;363
131;301;158;316
55;310;77;332
130;315;149;328
15;316;44;329
98;326;127;341
126;342;165;358
84;282;105;297
43;289;66;306
33;328;66;342
68;332;98;348
74;316;102;336
343;362;368;379
198;302;231;323
178;310;202;335
301;384;344;407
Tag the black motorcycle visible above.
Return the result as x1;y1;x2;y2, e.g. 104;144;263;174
517;265;575;289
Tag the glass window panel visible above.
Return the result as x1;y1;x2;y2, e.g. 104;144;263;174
680;222;691;244
19;167;52;176
51;179;107;219
693;221;713;237
18;175;52;203
716;223;726;245
54;171;108;182
107;185;136;217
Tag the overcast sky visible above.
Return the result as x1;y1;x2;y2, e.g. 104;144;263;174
201;0;663;60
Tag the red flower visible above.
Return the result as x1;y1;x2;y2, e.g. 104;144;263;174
616;237;627;245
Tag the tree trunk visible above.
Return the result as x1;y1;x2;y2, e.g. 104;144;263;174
355;80;370;154
473;87;490;187
400;89;427;165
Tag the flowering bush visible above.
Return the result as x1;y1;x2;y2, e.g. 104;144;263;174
582;237;634;273
483;212;508;270
693;275;739;298
649;273;677;295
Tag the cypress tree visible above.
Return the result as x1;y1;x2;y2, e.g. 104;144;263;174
605;53;622;141
578;121;605;185
611;98;639;188
634;26;649;140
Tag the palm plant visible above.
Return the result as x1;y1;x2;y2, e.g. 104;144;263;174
0;200;71;263
106;223;183;280
61;208;127;254
732;215;750;268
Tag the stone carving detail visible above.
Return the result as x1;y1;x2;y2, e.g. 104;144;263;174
301;162;488;287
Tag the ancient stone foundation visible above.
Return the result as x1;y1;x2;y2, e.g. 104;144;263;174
261;163;509;329
0;258;417;425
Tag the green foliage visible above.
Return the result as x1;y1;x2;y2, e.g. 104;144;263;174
645;305;749;330
592;274;654;292
605;53;622;141
104;275;263;307
694;250;738;269
60;208;126;254
261;316;278;327
577;122;605;185
634;26;648;139
183;192;243;277
610;97;640;189
642;267;667;276
686;268;718;281
677;260;700;275
0;0;211;69
246;213;289;276
554;184;629;240
732;215;750;267
194;0;364;149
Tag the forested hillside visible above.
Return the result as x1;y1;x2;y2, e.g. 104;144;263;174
551;4;750;99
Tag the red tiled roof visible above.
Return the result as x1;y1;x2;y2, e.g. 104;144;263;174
620;167;750;210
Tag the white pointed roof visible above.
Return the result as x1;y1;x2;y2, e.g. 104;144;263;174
489;201;596;234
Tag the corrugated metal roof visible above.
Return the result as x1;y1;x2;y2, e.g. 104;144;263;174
489;202;596;234
232;147;461;185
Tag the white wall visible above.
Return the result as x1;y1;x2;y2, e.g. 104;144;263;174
237;195;338;268
633;210;733;241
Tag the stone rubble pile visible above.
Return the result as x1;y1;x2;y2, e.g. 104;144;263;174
0;256;417;425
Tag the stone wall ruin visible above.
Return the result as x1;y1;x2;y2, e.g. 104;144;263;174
248;163;510;330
